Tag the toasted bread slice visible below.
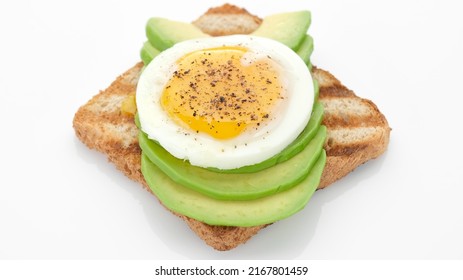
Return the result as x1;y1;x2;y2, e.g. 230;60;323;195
73;5;390;251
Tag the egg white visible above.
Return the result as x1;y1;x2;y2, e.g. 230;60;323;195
136;35;314;170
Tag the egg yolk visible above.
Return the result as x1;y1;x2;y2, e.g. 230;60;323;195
161;46;283;139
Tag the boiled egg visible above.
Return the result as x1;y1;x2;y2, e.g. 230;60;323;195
136;35;314;170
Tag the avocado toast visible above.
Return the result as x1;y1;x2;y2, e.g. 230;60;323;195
73;4;390;250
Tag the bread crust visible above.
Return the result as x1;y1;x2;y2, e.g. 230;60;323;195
73;4;390;250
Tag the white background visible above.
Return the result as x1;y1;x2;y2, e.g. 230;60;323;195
1;0;462;260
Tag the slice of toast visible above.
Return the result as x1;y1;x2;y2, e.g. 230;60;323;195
73;5;390;251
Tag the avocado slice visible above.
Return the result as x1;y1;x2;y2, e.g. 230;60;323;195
140;41;160;65
141;149;325;226
139;125;326;201
252;11;311;51
296;34;314;66
146;17;209;51
313;77;319;102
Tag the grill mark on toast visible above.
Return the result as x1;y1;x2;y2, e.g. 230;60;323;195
326;142;369;157
313;67;354;98
321;95;388;128
322;106;387;129
325;127;380;156
319;85;355;98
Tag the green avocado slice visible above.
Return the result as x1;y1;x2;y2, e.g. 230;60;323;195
313;77;319;102
251;11;311;51
141;148;326;227
140;41;160;66
139;125;326;201
146;17;209;51
296;34;314;66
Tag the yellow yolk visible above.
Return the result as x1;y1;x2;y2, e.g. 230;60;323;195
160;47;283;139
